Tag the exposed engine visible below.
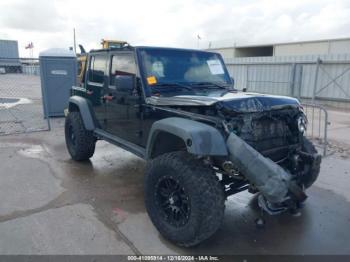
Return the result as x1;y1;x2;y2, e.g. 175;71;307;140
223;108;303;162
218;106;319;181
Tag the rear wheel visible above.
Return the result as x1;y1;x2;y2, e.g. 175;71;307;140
65;111;96;161
145;151;225;247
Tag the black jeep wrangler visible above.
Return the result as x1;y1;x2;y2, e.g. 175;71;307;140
65;46;321;247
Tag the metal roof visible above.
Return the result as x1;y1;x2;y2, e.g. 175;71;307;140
207;36;350;50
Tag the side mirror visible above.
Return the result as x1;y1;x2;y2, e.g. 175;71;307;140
242;87;247;92
230;77;235;88
115;75;136;94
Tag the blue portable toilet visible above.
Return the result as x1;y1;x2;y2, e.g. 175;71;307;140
39;48;77;117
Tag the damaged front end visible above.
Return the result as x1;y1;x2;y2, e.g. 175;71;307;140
217;102;322;215
151;92;322;215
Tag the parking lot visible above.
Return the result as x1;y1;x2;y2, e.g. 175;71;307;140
0;113;349;255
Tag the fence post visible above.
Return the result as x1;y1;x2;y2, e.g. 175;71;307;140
245;65;249;90
312;58;321;104
297;64;303;100
323;108;329;156
39;57;51;131
289;63;296;97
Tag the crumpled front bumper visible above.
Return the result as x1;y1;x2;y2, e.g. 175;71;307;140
226;132;307;204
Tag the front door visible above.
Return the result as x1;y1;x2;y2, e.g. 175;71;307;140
105;52;142;145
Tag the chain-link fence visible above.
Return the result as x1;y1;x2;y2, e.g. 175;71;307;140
0;57;50;135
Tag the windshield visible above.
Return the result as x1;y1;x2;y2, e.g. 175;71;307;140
139;48;232;96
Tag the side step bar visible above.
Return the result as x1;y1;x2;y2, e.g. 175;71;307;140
94;129;146;159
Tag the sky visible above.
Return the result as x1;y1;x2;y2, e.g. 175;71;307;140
0;0;350;57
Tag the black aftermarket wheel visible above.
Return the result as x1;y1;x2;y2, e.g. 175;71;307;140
155;176;191;227
144;151;225;247
65;111;96;161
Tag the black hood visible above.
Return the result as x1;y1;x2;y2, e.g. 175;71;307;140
146;91;300;113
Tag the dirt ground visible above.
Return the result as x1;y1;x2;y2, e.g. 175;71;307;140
0;115;349;256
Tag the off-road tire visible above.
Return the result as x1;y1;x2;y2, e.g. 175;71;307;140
65;111;96;161
301;137;321;188
144;151;225;247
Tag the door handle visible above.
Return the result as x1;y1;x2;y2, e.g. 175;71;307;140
103;95;115;101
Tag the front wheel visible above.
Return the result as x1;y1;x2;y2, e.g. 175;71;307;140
144;152;225;247
300;137;321;189
65;111;96;161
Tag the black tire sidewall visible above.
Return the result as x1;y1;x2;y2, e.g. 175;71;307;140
65;114;77;157
301;137;320;188
64;112;95;161
146;161;201;243
65;113;78;157
145;152;225;246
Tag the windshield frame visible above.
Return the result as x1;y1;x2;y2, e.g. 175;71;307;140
136;47;233;97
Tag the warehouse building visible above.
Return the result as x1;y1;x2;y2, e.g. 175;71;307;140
208;37;350;58
209;37;350;110
0;39;21;73
0;39;19;58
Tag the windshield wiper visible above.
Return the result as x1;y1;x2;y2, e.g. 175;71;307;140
151;82;193;91
188;81;228;89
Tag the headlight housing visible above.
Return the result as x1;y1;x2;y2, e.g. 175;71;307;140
297;114;308;133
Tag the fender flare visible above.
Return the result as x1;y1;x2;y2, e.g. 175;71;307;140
68;96;97;130
146;117;228;159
